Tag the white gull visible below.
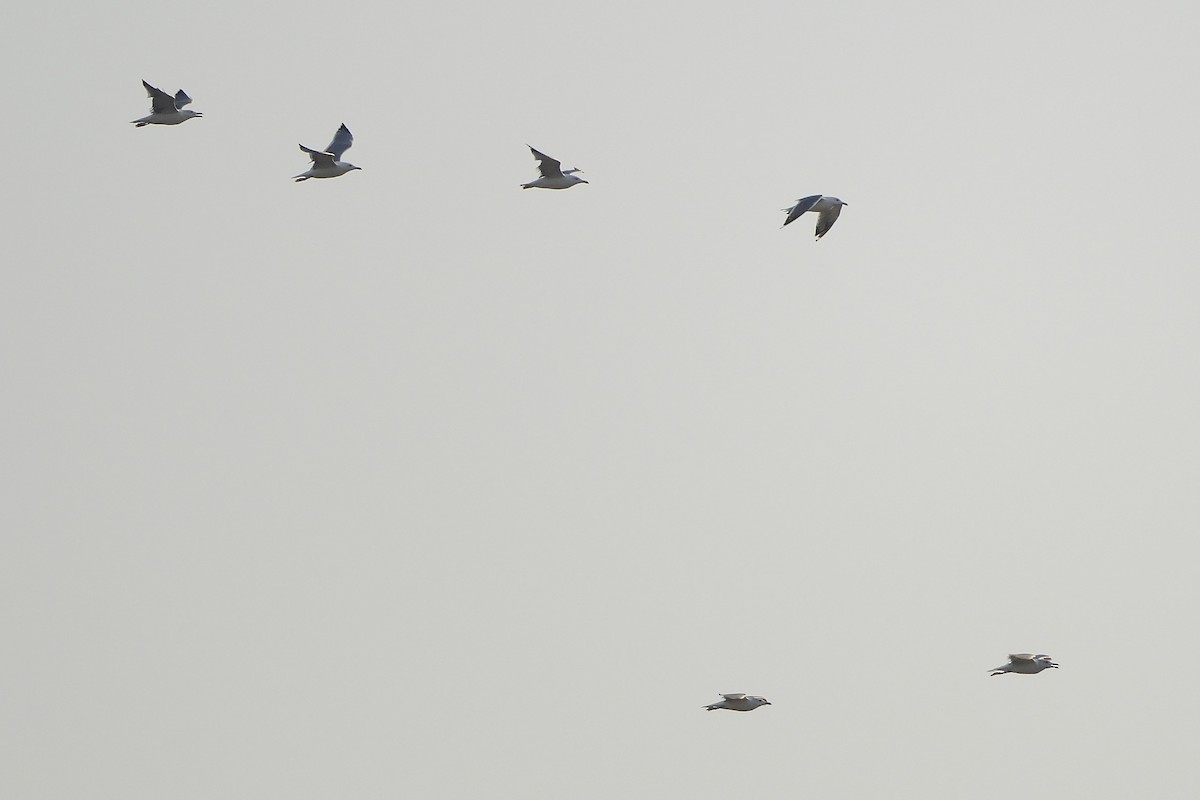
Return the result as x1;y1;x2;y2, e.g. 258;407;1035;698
989;653;1059;676
781;194;848;240
521;146;588;190
132;80;202;127
703;693;772;712
294;124;361;182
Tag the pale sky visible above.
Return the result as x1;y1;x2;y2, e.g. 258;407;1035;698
3;1;1199;798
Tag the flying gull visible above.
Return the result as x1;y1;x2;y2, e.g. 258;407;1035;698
294;124;361;182
132;80;202;127
521;146;588;190
781;195;848;240
703;693;772;712
989;654;1059;676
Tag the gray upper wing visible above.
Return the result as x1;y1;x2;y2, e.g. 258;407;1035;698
783;194;822;227
325;124;354;159
173;89;193;109
299;143;337;168
529;146;564;179
143;80;178;114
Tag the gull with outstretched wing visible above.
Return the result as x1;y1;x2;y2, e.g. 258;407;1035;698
521;146;588;190
294;124;362;182
703;693;772;712
781;194;848;240
132;80;203;127
989;653;1059;676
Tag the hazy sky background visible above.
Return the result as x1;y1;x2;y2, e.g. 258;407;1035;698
4;1;1199;798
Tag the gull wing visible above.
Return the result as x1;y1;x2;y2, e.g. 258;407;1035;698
529;146;564;179
143;80;178;115
721;693;747;700
1008;653;1036;663
174;90;193;109
325;124;354;159
815;204;843;240
782;195;822;227
299;144;337;168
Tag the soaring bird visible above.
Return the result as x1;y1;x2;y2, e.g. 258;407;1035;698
781;194;848;240
989;654;1059;676
521;146;588;190
703;693;772;711
131;80;202;127
294;124;361;182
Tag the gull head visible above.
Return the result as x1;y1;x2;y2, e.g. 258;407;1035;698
185;110;203;120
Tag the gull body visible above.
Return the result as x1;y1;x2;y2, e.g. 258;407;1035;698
781;194;848;240
704;693;771;712
521;146;588;190
132;80;202;127
294;124;361;182
989;654;1059;676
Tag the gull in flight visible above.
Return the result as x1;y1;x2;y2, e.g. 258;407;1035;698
521;146;588;190
704;693;772;712
132;80;202;127
294;124;361;182
989;654;1059;676
781;195;848;240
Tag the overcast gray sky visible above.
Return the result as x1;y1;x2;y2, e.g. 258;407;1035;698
3;1;1199;798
